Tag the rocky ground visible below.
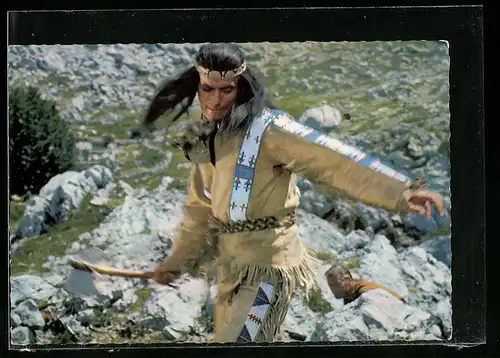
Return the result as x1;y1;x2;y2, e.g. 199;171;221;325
8;41;451;346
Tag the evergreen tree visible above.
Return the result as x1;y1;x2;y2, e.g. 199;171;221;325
9;86;76;196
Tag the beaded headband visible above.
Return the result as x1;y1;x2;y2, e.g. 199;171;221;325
195;61;247;80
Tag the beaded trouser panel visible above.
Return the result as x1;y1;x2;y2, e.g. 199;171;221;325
235;281;276;343
214;279;289;343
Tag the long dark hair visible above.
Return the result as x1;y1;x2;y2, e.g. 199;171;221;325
143;43;269;134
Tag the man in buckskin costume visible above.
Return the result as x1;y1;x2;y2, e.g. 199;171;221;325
142;43;444;343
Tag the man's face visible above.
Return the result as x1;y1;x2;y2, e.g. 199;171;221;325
197;76;238;122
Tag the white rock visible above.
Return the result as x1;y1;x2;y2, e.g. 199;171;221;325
298;104;342;130
142;276;209;337
312;289;439;342
418;236;451;268
296;209;346;254
356;235;409;300
280;292;319;341
12;165;114;239
12;299;46;329
11;326;36;345
10;276;58;308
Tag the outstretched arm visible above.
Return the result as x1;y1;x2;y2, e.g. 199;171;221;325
264;111;443;216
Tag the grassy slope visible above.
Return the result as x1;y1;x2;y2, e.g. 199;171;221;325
9;109;194;277
10;194;105;276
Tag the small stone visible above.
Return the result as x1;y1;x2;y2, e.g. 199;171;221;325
12;299;46;329
11;326;36;345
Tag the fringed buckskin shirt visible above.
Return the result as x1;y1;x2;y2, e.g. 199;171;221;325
161;107;416;303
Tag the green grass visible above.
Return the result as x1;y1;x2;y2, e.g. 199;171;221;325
37;74;69;87
421;225;451;242
272;95;332;119
125;144;191;192
9;201;28;233
10;194;109;276
126;169;187;193
165;178;189;191
83;108;195;191
126;288;154;315
103;197;125;209
59;86;89;101
343;254;361;269
74;111;141;139
162;148;193;190
314;251;338;265
136;148;168;169
306;287;334;314
165;149;191;179
116;145;141;172
117;145;169;176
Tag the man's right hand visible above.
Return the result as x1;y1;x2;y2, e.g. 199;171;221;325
152;263;180;285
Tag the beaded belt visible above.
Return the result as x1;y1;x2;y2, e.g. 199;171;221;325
208;212;297;234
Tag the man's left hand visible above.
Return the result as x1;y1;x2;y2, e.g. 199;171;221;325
407;190;445;220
